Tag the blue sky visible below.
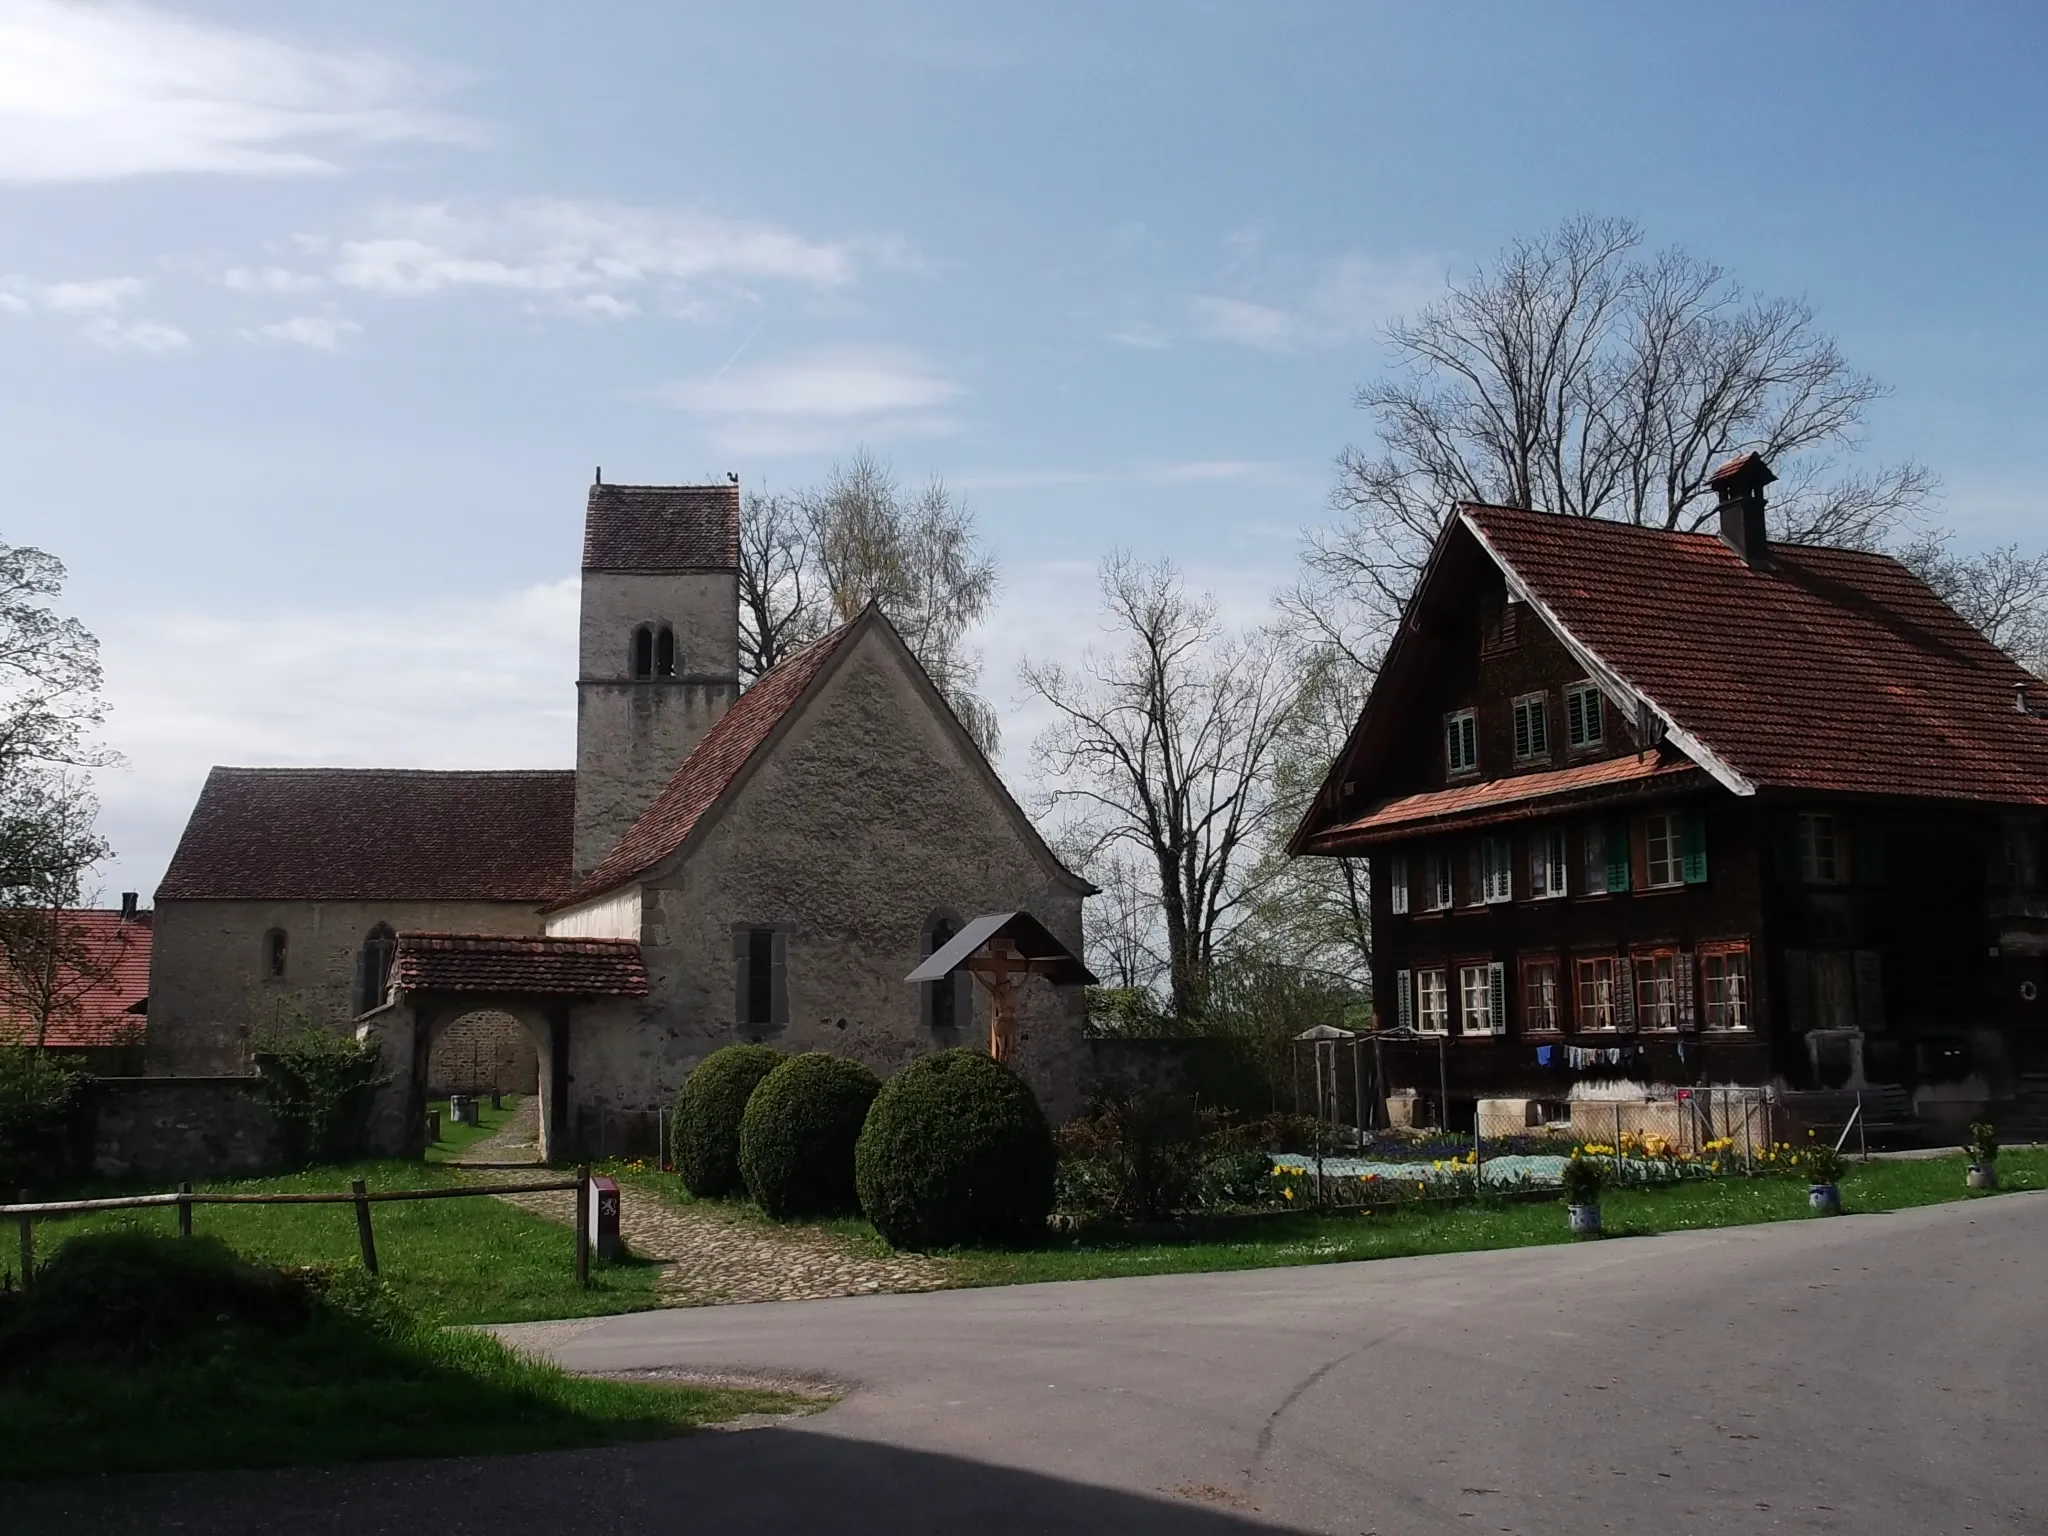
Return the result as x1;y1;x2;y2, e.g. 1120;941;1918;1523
1;1;2043;898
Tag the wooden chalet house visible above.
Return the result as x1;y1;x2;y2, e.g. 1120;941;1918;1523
1290;453;2048;1132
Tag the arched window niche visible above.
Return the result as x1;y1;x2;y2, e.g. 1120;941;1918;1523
355;923;397;1016
630;625;655;680
261;927;288;980
655;624;677;677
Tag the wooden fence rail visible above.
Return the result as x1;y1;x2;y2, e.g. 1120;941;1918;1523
5;1166;593;1287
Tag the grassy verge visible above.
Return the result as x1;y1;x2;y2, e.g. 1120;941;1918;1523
946;1149;2048;1288
0;1234;817;1481
20;1160;663;1326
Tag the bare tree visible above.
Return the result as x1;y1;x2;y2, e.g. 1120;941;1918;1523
1898;533;2048;679
1022;555;1296;1021
735;450;1002;751
1297;215;1935;665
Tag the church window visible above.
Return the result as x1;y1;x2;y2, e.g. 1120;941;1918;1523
630;625;655;680
355;923;396;1015
923;915;968;1032
655;625;676;677
736;926;786;1030
262;928;287;980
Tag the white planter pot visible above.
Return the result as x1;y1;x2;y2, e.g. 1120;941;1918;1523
1808;1183;1841;1215
1568;1203;1602;1235
1967;1164;1998;1191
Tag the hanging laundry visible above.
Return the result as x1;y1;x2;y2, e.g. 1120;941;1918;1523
1536;1045;1553;1066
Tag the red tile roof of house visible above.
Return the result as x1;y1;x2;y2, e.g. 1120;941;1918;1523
564;616;864;905
0;909;150;1048
583;483;740;572
391;932;648;996
157;769;575;903
1462;504;2048;804
1305;754;1704;850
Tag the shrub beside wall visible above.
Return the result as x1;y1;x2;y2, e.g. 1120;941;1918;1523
855;1049;1055;1251
738;1053;881;1218
673;1044;782;1198
0;1048;83;1190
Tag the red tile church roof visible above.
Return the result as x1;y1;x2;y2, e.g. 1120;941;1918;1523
391;932;648;996
157;769;575;903
1463;504;2048;804
0;909;150;1048
583;483;740;571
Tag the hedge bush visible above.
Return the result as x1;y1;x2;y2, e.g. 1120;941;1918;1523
855;1049;1055;1251
738;1053;881;1218
672;1045;782;1197
0;1047;83;1191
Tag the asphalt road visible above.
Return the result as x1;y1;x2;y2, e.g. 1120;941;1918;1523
18;1193;2046;1534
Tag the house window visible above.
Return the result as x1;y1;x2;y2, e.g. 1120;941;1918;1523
923;916;965;1031
1798;813;1844;883
1384;853;1410;916
1477;837;1513;904
354;923;395;1015
1582;820;1630;894
1530;828;1569;899
1565;681;1604;750
1701;944;1752;1031
1416;968;1450;1035
655;624;677;677
1424;849;1454;912
1480;592;1519;654
262;928;287;980
1575;954;1620;1031
1521;955;1563;1034
1634;949;1679;1030
1460;961;1506;1036
1512;694;1550;763
1645;814;1684;889
737;926;787;1028
1445;710;1478;777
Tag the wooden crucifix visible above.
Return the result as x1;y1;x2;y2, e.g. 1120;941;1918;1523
905;912;1097;1063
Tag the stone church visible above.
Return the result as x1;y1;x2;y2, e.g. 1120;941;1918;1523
148;481;1093;1159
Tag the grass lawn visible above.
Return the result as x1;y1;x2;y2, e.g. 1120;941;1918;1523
945;1149;2048;1288
23;1159;664;1327
424;1093;524;1162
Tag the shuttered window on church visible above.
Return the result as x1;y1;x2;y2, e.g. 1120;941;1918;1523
735;927;787;1028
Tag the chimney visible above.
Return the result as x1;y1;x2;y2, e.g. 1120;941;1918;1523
119;891;138;923
1710;452;1776;567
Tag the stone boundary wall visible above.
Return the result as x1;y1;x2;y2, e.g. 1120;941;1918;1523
85;1076;284;1182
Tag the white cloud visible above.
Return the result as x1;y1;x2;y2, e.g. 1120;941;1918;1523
248;313;360;351
1190;251;1442;352
222;265;325;295
42;275;145;313
323;198;857;317
0;0;474;182
656;346;963;453
83;314;187;351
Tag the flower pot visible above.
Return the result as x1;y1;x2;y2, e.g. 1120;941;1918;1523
1808;1183;1840;1215
1967;1164;1999;1191
1568;1203;1602;1235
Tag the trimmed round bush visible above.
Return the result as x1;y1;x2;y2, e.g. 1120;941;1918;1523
855;1049;1056;1251
673;1044;782;1198
738;1052;882;1218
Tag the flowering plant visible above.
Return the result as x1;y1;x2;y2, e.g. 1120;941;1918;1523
1560;1152;1605;1205
1963;1121;1999;1166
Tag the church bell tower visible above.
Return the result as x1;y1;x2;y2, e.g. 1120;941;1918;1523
573;476;741;879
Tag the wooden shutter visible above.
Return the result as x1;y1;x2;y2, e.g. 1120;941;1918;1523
1467;843;1484;906
1853;950;1885;1030
1783;948;1813;1032
1513;702;1530;760
1680;809;1709;884
1855;820;1886;886
1615;956;1636;1028
1771;812;1800;881
770;931;789;1026
1677;950;1697;1029
1489;962;1507;1033
732;928;752;1024
1606;818;1632;893
1395;969;1414;1031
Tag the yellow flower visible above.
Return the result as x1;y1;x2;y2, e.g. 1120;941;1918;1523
1283;1188;1295;1200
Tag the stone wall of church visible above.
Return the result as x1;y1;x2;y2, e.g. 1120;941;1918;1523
426;1009;539;1096
561;624;1093;1136
146;898;548;1074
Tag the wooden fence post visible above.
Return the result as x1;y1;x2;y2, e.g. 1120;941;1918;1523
574;1163;591;1288
177;1182;192;1239
16;1189;30;1291
350;1178;379;1276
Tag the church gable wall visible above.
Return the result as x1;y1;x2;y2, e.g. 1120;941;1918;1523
146;897;547;1074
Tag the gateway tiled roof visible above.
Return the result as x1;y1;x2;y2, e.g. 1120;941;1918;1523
0;908;150;1048
567;616;863;904
1463;504;2048;804
158;769;575;903
392;932;648;996
1306;755;1703;850
583;482;740;571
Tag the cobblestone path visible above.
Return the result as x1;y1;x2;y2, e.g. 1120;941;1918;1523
449;1098;951;1306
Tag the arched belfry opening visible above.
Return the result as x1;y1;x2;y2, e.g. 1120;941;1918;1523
630;624;655;680
655;624;676;677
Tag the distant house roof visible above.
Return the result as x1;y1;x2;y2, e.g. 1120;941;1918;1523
1460;503;2048;804
565;616;863;904
583;482;740;572
0;908;150;1049
391;932;648;996
157;769;575;903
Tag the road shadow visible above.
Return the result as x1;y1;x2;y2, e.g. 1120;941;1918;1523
7;1424;1307;1535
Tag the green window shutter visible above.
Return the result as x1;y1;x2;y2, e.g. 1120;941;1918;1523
1680;809;1709;884
1488;962;1507;1031
1605;817;1632;893
1855;819;1886;885
1395;969;1414;1032
1771;812;1800;882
